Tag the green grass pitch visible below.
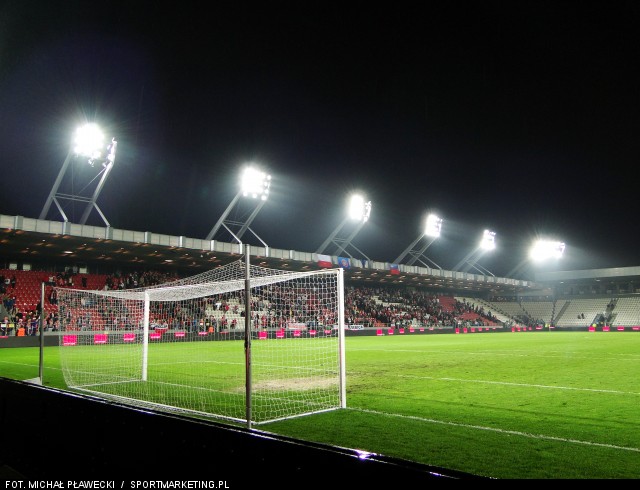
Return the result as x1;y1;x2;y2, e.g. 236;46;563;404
1;330;638;478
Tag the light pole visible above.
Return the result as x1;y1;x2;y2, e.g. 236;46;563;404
529;239;566;262
506;238;566;279
453;229;496;275
316;193;372;261
39;123;117;227
394;213;443;268
206;165;271;254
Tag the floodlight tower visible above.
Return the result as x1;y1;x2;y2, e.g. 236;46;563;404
316;193;372;260
506;239;566;280
393;213;443;268
205;165;271;250
39;123;117;227
453;229;496;276
529;239;566;262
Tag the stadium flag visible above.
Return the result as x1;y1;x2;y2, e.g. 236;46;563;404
389;263;400;275
360;258;368;269
337;257;351;269
317;254;333;268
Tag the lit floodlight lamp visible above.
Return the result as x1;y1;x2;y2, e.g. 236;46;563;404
453;229;496;275
529;240;565;261
480;230;496;251
73;123;105;164
348;194;372;222
205;165;271;252
425;213;443;238
316;192;372;259
393;213;443;268
104;138;117;165
241;166;271;201
39;123;117;227
506;239;566;279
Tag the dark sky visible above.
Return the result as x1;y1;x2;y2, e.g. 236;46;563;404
1;1;639;278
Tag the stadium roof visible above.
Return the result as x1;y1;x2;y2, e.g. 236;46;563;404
2;214;639;297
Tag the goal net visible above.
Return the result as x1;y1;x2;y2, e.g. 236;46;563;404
54;259;346;425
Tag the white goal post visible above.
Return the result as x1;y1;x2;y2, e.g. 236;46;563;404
54;257;346;426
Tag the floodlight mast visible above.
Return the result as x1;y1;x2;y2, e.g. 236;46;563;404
506;239;566;279
453;230;496;276
316;194;371;261
529;239;566;261
205;166;271;254
79;138;117;225
39;124;116;227
454;250;492;275
463;259;495;276
394;214;443;269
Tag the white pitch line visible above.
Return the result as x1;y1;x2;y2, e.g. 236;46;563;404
348;347;640;361
396;374;640;395
0;360;42;368
350;407;640;453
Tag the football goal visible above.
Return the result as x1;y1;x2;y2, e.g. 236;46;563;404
54;257;346;426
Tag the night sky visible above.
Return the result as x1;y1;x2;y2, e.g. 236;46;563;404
1;1;639;278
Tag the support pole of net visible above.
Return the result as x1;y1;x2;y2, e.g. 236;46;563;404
337;268;347;408
142;291;150;381
244;244;252;429
39;281;45;383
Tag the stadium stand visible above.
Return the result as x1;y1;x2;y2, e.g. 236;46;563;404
6;269;640;335
554;297;612;327
611;296;640;326
2;212;640;335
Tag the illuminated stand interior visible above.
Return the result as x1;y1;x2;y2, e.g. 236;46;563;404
39;123;117;227
316;194;372;262
394;213;443;269
453;229;497;276
205;166;272;254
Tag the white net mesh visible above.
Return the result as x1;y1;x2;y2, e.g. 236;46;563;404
55;259;345;424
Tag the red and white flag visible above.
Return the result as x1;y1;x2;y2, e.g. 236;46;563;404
317;254;333;268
